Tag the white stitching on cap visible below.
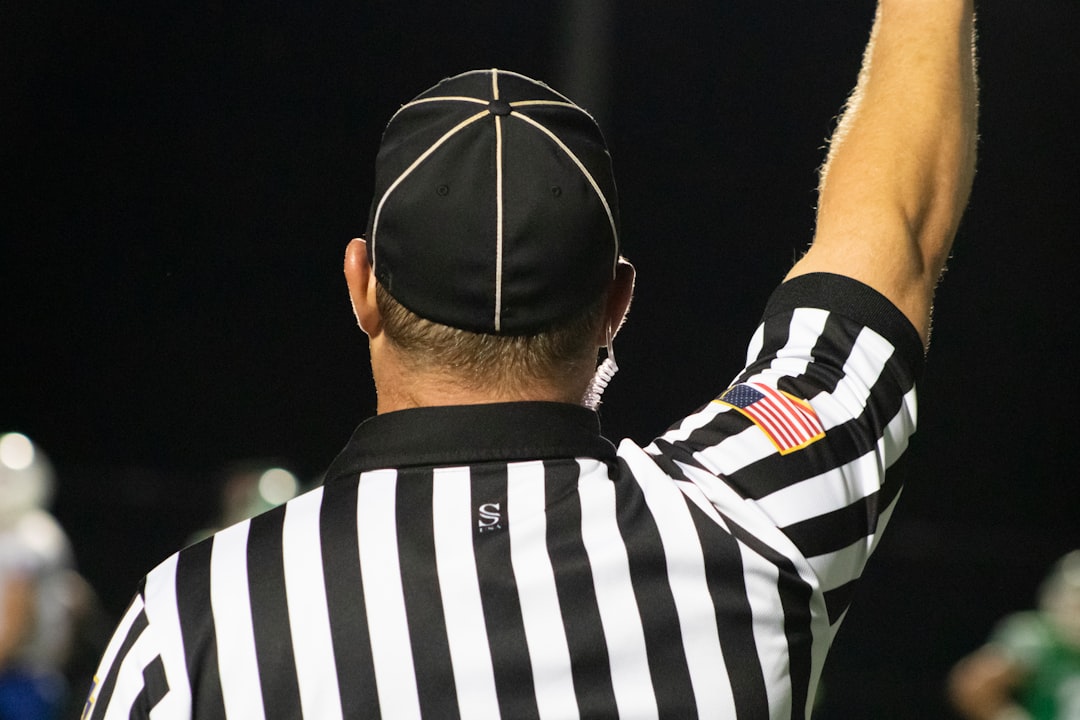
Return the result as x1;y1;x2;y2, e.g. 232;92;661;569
511;99;605;134
489;68;580;107
493;70;505;332
509;109;620;275
369;109;489;267
384;95;486;126
509;100;579;111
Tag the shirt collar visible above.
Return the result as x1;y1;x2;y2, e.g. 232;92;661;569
323;401;617;482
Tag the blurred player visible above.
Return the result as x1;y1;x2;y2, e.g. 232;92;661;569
950;551;1080;720
0;432;78;720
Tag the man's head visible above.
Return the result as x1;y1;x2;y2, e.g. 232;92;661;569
346;69;634;410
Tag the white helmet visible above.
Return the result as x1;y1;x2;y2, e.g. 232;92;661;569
0;432;55;529
1039;550;1080;649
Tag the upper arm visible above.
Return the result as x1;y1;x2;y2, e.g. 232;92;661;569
785;220;933;343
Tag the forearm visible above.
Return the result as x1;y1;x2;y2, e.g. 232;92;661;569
824;0;978;243
792;0;978;341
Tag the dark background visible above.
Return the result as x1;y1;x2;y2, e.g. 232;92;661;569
4;1;1078;717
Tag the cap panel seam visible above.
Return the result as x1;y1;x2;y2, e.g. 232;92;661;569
510;112;620;272
493;71;505;331
487;68;579;105
510;99;593;119
370;110;489;266
385;96;486;126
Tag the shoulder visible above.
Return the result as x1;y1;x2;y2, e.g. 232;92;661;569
989;611;1057;668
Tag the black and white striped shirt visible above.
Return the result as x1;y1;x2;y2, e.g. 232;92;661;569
85;273;924;719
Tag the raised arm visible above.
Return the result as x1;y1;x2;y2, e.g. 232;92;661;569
786;0;978;346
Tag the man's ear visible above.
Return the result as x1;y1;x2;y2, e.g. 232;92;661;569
344;238;382;336
604;258;636;344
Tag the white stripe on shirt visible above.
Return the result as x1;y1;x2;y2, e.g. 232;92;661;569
507;460;578;719
283;487;345;720
652;401;723;447
357;469;422;720
142;553;191;719
87;594;144;702
578;460;659;719
693;417;782;478
432;466;501;720
101;627;158;720
210;520;266;720
739;545;793;718
805;537;875;593
756;452;887;529
830;326;896;421
744;320;766;367
884;386;918;462
758;307;828;380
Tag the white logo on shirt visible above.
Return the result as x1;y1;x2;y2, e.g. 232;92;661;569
478;502;502;533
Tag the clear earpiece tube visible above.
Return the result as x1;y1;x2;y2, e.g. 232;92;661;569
582;326;619;410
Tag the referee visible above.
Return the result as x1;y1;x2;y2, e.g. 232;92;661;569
84;1;979;718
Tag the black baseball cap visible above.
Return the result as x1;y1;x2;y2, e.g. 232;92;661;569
365;68;620;335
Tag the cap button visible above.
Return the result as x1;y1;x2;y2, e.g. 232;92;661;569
488;99;512;116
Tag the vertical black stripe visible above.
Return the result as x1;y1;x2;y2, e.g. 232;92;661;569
778;550;819;719
130;655;169;718
778;311;859;398
735;308;795;384
320;476;380;717
614;462;697;717
176;540;226;720
87;599;148;720
724;516;814;720
685;499;770;720
543;459;617;717
396;468;460;719
245;506;302;719
471;464;540;720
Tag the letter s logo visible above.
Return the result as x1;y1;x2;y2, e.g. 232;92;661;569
478;502;502;532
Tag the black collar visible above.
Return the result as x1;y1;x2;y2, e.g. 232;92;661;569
324;401;617;482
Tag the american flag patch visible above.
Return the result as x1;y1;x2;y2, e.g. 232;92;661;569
717;382;825;454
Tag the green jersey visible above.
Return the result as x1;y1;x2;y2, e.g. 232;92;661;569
992;611;1080;720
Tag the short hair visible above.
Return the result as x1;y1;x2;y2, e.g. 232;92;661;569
376;283;607;395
